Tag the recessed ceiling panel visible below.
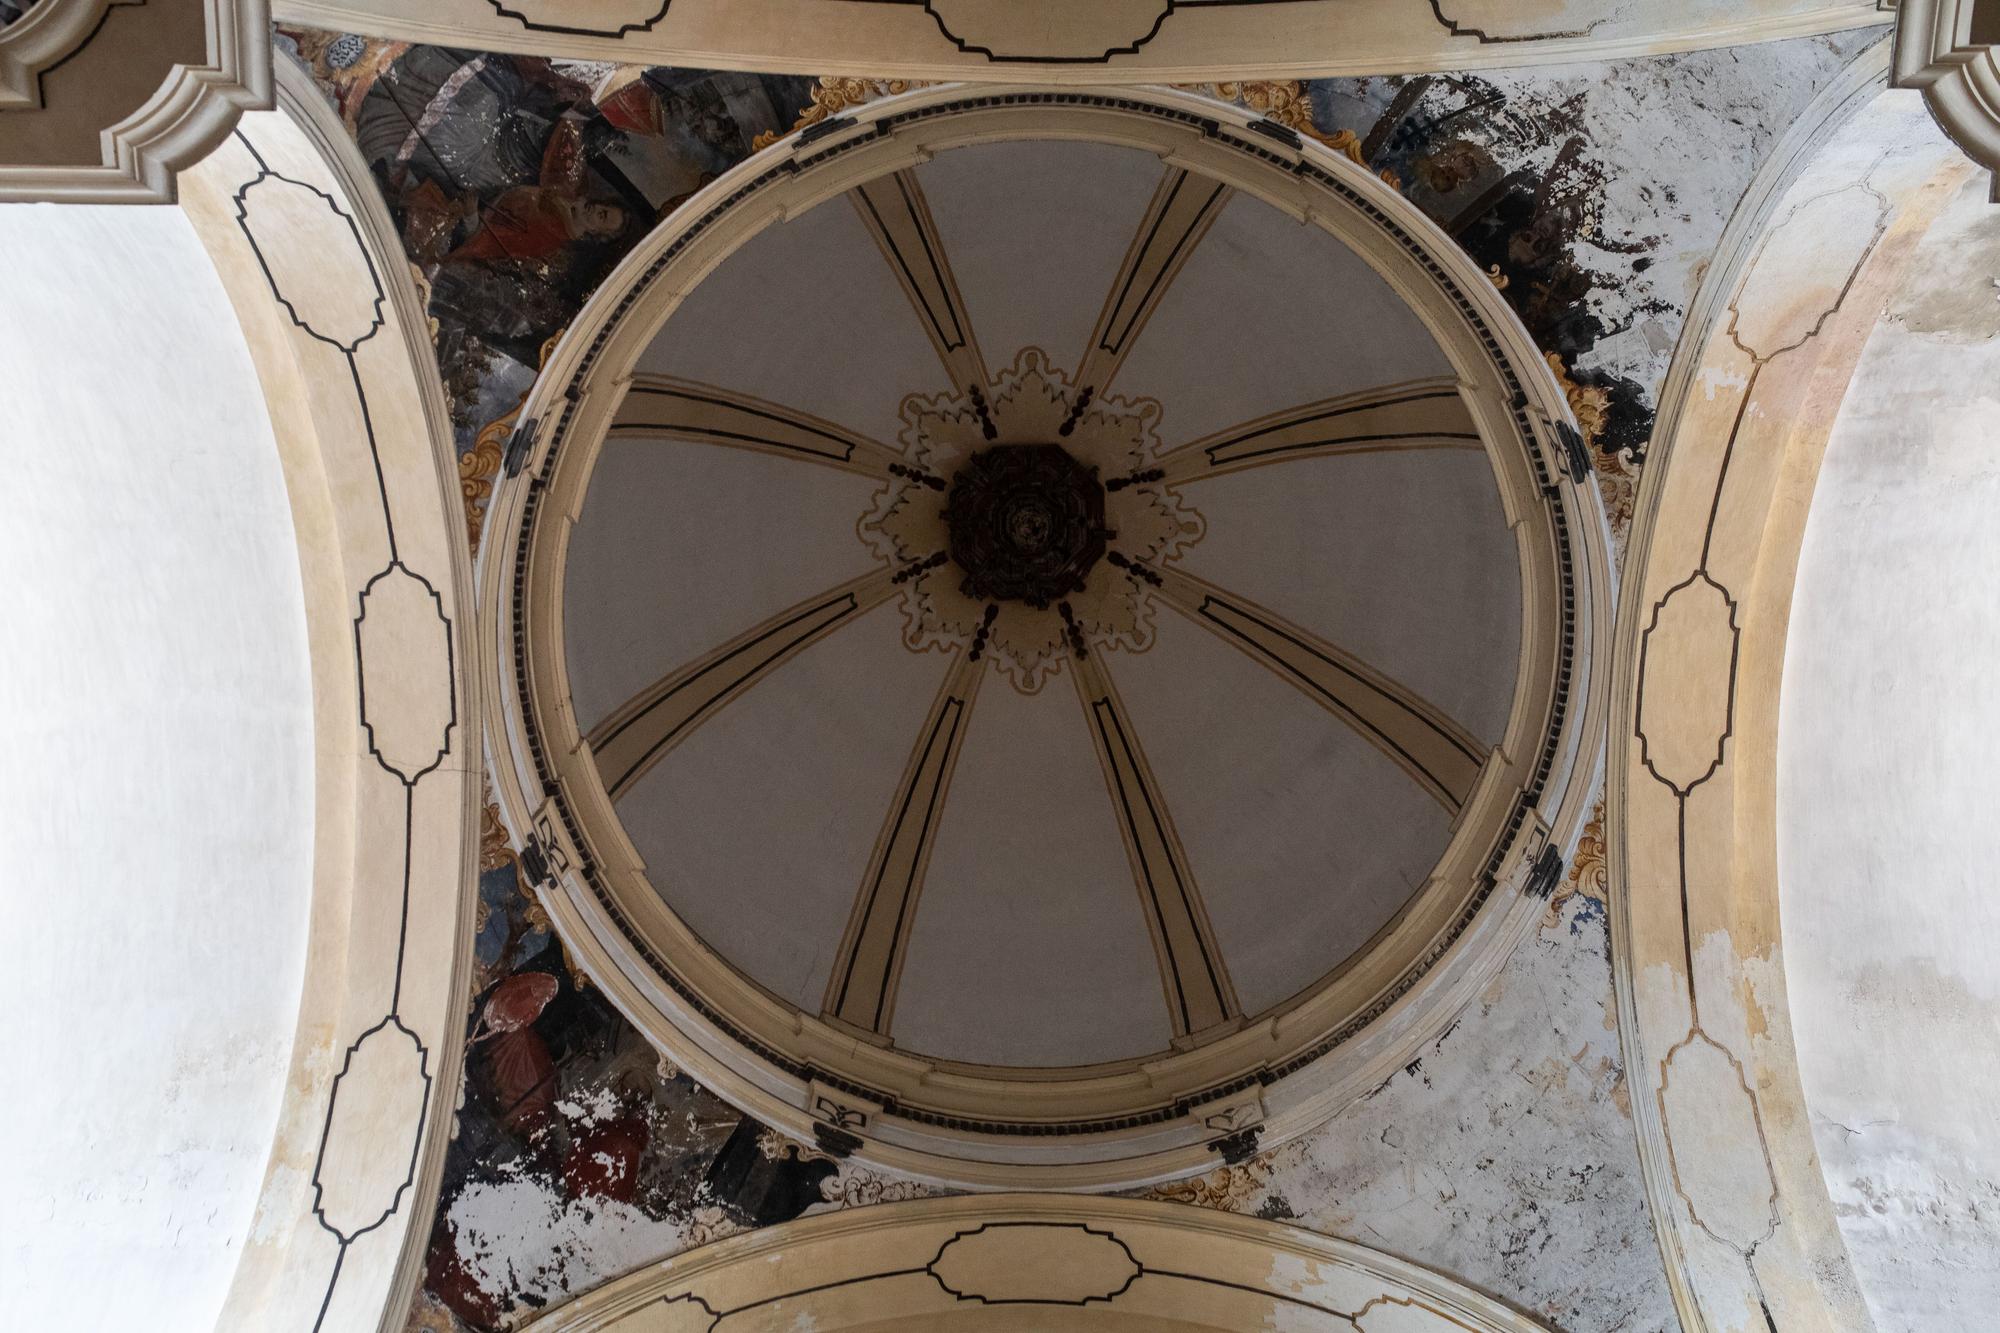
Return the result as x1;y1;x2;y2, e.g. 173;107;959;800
892;674;1174;1068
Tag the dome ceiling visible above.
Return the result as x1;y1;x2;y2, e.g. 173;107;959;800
491;86;1608;1186
566;135;1516;1067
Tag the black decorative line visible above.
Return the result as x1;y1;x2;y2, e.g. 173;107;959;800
227;138;454;1330
1426;0;1601;43
894;551;949;584
1144;1266;1361;1319
968;603;999;661
831;694;968;1029
1214;429;1483;467
700;1267;933;1321
1631;570;1741;799
915;0;1178;63
872;695;967;1031
232;140;397;556
1699;365;1764;570
619;384;859;463
1059;385;1095;437
1090;697;1226;1033
889;462;947;490
653;1293;721;1332
1100;174;1228;355
1633;555;1739;1018
897;171;966;350
1106;551;1162;587
347;354;400;560
927;1223;1142;1305
600;593;864;793
1105;468;1163;493
231;159;387;355
1677;793;1697;1009
655;1218;1396;1322
1059;601;1090;660
351;561;458;783
484;0;670;38
306;1015;434;1331
1200;389;1475;464
838;0;1311;65
510;91;1582;1139
967;383;997;440
1197;594;1483;777
855;174;970;356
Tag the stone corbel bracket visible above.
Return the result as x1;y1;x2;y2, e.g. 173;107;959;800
0;0;271;202
1895;0;2000;197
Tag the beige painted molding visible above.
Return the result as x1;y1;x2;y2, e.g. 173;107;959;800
1894;0;2000;197
519;1193;1555;1331
480;83;1613;1191
1607;39;1979;1333
272;0;1888;81
176;56;480;1333
0;0;271;202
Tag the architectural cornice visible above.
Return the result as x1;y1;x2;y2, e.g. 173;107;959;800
0;0;270;202
1895;0;2000;196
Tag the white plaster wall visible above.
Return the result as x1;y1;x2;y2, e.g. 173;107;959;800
0;204;315;1329
1779;170;2000;1330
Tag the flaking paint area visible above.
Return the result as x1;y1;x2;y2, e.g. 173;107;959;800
1149;862;1675;1332
1307;29;1879;464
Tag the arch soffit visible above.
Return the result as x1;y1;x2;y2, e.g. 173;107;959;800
267;0;1889;82
1608;40;1978;1333
520;1194;1555;1333
176;56;480;1332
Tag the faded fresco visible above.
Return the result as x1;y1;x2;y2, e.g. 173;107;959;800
281;29;1877;1332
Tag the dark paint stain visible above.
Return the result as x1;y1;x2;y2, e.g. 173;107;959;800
1310;72;1664;463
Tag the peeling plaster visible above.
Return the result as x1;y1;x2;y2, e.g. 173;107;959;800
1308;29;1880;462
1151;866;1677;1333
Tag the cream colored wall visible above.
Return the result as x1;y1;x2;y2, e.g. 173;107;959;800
273;0;1887;81
1779;167;2000;1330
0;201;314;1329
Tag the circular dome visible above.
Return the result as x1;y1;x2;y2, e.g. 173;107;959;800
487;86;1608;1187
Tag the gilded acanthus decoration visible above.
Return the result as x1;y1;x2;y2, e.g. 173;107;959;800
1181;81;1401;191
461;329;563;555
1543;797;1608;930
459;411;511;556
478;791;516;873
1144;1154;1277;1211
751;77;933;151
1543;351;1635;549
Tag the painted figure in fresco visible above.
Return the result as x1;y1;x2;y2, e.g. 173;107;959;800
446;119;630;265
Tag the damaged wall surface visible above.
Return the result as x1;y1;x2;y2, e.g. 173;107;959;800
1780;164;2000;1329
268;28;1894;1333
